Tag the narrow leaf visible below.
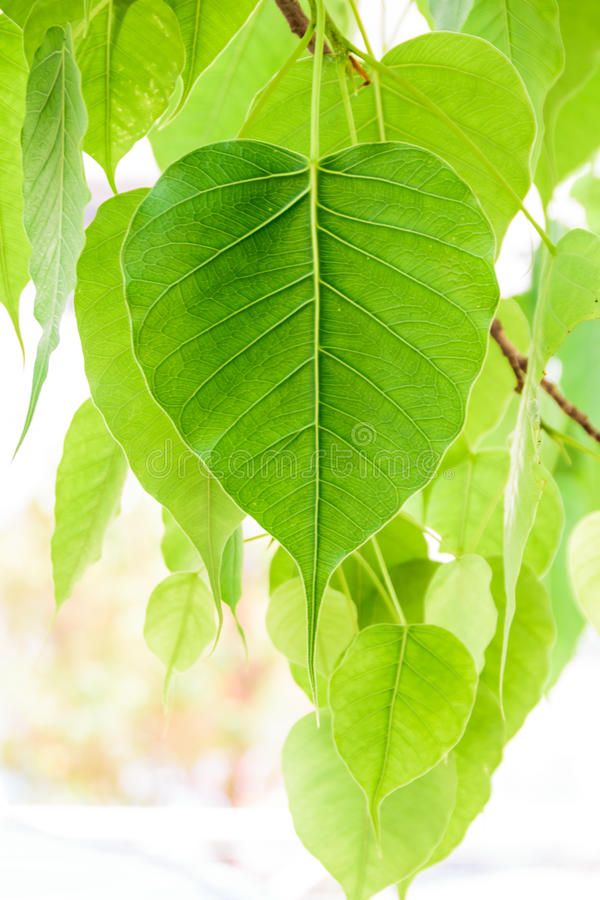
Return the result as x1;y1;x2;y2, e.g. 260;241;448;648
123;139;498;688
75;190;244;607
329;623;477;831
19;25;89;446
52;399;127;605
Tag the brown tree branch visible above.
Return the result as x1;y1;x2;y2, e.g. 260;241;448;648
274;0;329;53
491;318;600;444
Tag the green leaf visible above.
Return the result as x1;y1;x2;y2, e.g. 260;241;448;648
425;555;497;672
242;32;537;242
123;139;498;688
568;511;600;633
165;0;258;114
52;399;127;605
267;577;357;676
21;1;86;61
1;1;32;25
434;0;564;138
503;229;600;683
77;0;184;188
483;559;555;740
151;0;296;170
329;623;477;830
75;189;244;609
283;713;457;900
0;16;29;344
426;448;563;577
161;507;202;572
144;571;217;689
573;173;600;235
220;524;244;614
415;0;474;30
19;25;89;446
356;557;440;628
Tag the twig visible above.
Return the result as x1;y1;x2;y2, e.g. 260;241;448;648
491;318;600;444
274;0;329;53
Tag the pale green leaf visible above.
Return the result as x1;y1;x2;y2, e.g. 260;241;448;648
19;25;89;445
52;399;127;605
21;1;85;61
415;0;474;30
242;32;536;242
123;139;498;686
1;1;31;25
0;16;29;343
165;0;258;114
220;524;244;615
144;572;217;686
75;190;243;607
77;0;184;188
283;713;457;900
267;577;357;676
161;507;202;572
355;557;440;628
329;623;477;829
568;511;600;633
425;555;497;672
151;0;296;170
483;559;555;740
573;173;600;235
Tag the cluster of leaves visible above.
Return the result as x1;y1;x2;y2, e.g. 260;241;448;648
2;0;600;897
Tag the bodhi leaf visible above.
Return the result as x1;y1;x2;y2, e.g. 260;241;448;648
568;511;600;633
19;25;89;446
162;507;202;572
123;139;498;689
353;557;440;629
283;713;457;900
0;16;29;344
503;229;600;684
242;32;537;242
267;577;357;676
483;559;555;740
424;555;497;672
144;572;217;691
75;189;244;613
329;623;477;831
165;0;258;115
77;0;184;189
151;0;296;170
52;399;127;605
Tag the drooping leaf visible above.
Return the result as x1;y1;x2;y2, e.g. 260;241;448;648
123;139;498;687
283;713;457;900
144;571;217;689
77;0;184;188
0;16;29;344
220;524;244;615
425;555;497;672
329;623;477;830
242;32;537;242
483;559;555;740
75;190;243;608
52;399;127;605
165;0;258;114
267;577;357;676
568;511;600;633
426;448;563;577
428;0;563;139
503;229;600;684
151;0;296;170
19;25;89;445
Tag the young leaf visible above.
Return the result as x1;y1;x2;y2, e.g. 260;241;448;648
267;577;358;676
483;559;555;740
283;713;457;900
122;139;498;687
424;555;497;672
75;190;244;608
242;32;536;242
151;0;296;169
19;25;89;445
165;0;258;114
0;16;29;344
568;511;600;633
329;623;477;830
52;399;127;605
77;0;184;189
161;507;202;572
144;572;217;689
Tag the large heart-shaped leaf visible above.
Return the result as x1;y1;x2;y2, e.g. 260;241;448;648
123;139;497;685
329;623;477;831
75;190;243;612
242;32;536;242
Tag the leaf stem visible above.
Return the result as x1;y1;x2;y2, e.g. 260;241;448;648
352;551;400;621
371;537;407;625
336;61;358;145
347;0;386;140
